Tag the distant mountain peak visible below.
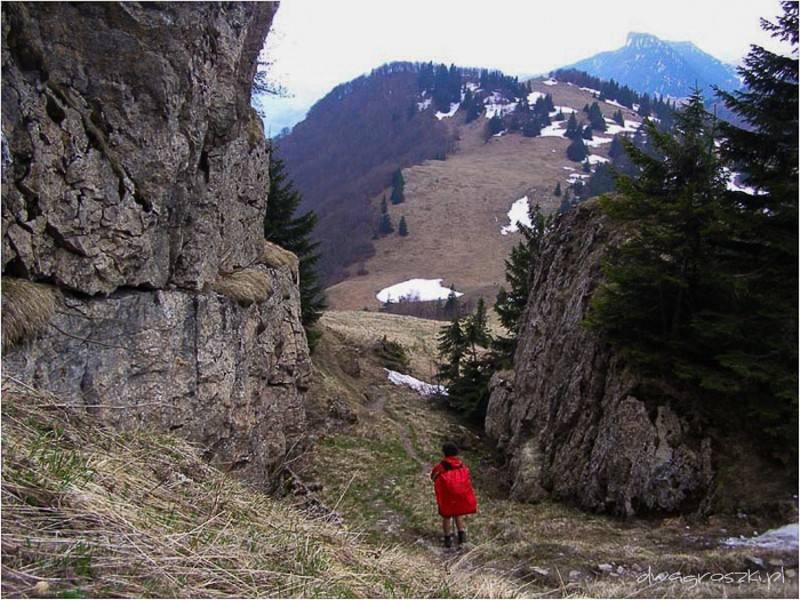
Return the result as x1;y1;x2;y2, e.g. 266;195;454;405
560;32;740;99
626;32;662;46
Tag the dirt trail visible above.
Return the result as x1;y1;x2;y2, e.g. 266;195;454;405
309;310;799;598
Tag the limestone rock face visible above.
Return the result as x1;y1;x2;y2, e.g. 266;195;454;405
1;2;312;484
485;202;714;516
2;2;273;293
3;266;311;481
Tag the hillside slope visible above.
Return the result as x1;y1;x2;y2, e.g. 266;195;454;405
5;311;795;598
275;63;458;285
325;77;643;310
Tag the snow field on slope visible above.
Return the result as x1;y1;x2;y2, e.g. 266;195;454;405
376;278;462;304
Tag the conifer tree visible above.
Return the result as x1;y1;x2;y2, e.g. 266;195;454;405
390;169;405;204
398;215;408;236
587;102;606;131
587;89;780;435
522;118;541;138
565;112;579;139
437;300;495;421
710;1;798;451
494;206;551;363
566;136;588;162
264;144;326;350
588;89;725;368
486;114;505;138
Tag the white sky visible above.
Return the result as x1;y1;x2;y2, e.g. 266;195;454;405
257;0;786;133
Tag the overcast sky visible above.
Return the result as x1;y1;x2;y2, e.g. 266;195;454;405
255;0;786;134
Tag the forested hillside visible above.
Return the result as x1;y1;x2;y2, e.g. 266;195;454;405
275;63;458;284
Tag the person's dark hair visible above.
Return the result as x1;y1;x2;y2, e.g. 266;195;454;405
442;441;459;457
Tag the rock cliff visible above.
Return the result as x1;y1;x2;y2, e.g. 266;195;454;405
1;2;311;484
486;202;717;516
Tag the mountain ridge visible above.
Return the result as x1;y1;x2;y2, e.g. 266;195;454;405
558;31;741;98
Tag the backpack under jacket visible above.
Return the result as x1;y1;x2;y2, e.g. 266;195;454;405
433;459;477;518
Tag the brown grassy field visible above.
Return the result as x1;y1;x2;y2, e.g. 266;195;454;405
325;78;642;311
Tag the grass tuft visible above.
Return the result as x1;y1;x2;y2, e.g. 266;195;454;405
1;278;61;350
209;268;273;307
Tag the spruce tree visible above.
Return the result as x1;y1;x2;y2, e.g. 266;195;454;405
566;136;588;162
377;196;394;234
494;206;551;363
588;89;725;370
437;300;495;422
585;90;800;444
390;169;405;204
378;212;394;235
565;112;579;139
265;144;327;350
398;215;408;236
710;1;798;453
486;114;505;138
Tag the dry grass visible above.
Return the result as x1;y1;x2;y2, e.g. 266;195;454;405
325;79;641;311
3;309;796;598
261;240;299;279
319;310;444;381
304;309;799;598
1;278;61;350
0;378;455;599
210;268;274;306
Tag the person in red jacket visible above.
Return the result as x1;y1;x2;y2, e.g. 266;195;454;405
430;441;477;548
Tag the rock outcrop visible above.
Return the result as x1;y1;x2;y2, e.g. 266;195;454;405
1;2;311;484
486;202;716;516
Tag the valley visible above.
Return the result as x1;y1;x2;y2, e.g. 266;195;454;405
4;309;797;598
3;3;796;597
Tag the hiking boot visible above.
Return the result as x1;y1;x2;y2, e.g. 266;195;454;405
457;531;467;545
443;534;453;549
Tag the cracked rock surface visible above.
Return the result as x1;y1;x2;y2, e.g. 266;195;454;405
2;2;312;485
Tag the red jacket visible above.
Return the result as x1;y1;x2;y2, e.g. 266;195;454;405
430;456;477;517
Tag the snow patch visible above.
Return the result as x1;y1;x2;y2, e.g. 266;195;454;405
722;523;799;551
377;278;461;304
542;78;558;86
501;196;532;235
484;91;517;119
435;102;460;120
584;136;613;148
567;173;591;183
386;369;447;397
606;120;641;135
604;99;628;109
527;91;546;104
417;97;432;112
541;122;566;138
587;154;610;165
553;105;578;115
